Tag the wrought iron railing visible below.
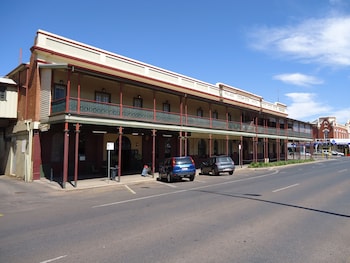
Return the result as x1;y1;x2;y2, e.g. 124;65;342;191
50;98;312;139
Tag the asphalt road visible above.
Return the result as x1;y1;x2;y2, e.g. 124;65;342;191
1;158;350;263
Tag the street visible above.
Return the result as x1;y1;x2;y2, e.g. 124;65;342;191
1;158;350;263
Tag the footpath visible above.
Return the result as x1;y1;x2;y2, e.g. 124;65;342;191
3;157;335;192
1;165;249;192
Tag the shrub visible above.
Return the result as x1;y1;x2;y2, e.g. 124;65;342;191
248;158;314;168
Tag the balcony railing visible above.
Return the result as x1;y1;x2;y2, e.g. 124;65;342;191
50;98;312;139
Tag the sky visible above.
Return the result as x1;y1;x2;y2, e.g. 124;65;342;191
1;0;350;124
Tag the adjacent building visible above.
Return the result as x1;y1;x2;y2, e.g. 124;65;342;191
2;30;314;187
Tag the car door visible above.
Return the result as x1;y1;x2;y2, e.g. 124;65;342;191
210;157;216;174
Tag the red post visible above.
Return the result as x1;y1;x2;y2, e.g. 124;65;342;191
152;129;156;176
209;134;212;157
179;131;183;157
184;132;188;156
117;127;123;182
74;123;80;187
62;122;69;188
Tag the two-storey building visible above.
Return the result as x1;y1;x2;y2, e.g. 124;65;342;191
0;77;17;175
312;117;350;155
3;30;313;188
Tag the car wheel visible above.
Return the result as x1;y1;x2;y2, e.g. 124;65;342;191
189;174;195;181
167;173;173;183
229;171;233;175
214;167;219;176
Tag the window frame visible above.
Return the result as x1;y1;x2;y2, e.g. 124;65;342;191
163;101;170;112
95;90;111;103
133;96;143;108
0;86;6;101
53;83;66;100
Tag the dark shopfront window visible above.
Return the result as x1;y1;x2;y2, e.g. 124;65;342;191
198;139;206;157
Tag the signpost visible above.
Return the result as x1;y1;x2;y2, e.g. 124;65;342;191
106;142;115;181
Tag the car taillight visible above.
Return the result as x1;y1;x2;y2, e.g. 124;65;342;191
191;158;195;165
172;158;176;166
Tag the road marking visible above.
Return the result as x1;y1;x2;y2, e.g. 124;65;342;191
272;183;299;193
155;181;177;188
0;213;3;217
124;185;136;194
93;169;279;208
194;179;206;183
338;169;347;173
40;255;67;263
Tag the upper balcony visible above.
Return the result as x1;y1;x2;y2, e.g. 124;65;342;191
34;30;288;118
51;97;312;139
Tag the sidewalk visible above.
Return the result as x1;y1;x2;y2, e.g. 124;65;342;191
37;173;158;191
37;165;249;191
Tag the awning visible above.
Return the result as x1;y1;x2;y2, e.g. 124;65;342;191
38;63;69;69
330;138;350;145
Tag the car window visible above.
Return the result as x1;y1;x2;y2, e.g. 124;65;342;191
218;157;232;162
175;157;192;165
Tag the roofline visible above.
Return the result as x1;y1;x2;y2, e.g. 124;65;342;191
0;77;17;85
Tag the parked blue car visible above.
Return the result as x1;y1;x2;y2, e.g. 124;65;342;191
159;156;196;183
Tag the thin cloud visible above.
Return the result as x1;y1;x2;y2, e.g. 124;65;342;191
249;16;350;67
273;73;323;86
331;108;350;124
285;93;332;120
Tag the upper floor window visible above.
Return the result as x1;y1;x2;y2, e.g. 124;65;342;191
133;95;143;108
53;84;66;100
95;90;111;103
212;110;218;119
0;86;6;101
163;101;170;112
197;107;203;117
227;113;232;122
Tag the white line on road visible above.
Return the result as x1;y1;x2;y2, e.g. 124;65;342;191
338;169;347;173
124;185;136;194
194;179;206;183
272;183;299;193
93;169;279;208
40;255;67;263
155;181;177;188
93;189;188;207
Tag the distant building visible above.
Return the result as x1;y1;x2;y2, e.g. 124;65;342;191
311;117;350;154
2;30;313;187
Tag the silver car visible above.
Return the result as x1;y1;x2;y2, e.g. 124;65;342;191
200;156;235;176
